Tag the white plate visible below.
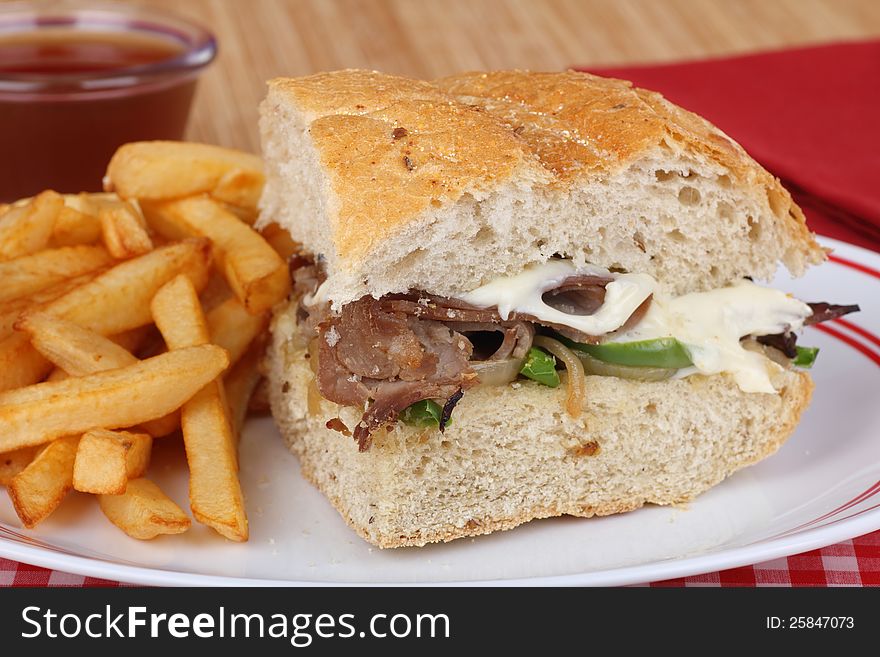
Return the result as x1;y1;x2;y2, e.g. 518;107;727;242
1;236;878;586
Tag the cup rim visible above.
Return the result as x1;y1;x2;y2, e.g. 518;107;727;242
0;1;217;95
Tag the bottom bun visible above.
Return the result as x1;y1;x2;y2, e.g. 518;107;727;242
266;304;814;548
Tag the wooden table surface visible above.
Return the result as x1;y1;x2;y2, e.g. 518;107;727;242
141;0;880;153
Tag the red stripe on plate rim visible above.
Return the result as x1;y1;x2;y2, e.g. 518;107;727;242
810;323;880;366
829;254;880;279
833;318;880;349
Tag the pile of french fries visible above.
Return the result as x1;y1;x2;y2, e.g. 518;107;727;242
0;141;297;542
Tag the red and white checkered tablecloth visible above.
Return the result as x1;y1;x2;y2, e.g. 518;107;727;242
2;531;879;587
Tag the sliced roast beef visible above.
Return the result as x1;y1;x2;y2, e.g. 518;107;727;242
313;297;477;450
380;283;618;345
756;331;798;358
804;302;861;325
355;381;464;449
541;274;611;316
315;332;371;408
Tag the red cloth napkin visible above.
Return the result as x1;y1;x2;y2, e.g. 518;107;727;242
578;41;880;252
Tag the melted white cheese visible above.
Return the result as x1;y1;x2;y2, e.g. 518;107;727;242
460;260;656;336
612;280;811;392
460;260;812;393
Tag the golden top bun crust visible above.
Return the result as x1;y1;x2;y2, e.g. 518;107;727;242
260;69;824;306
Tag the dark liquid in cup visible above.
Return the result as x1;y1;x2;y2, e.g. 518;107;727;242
0;31;195;201
0;31;183;74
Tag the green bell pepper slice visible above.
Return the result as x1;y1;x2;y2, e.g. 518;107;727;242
400;399;444;428
519;347;560;387
567;337;693;369
793;346;819;369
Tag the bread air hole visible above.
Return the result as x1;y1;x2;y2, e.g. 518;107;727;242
655;168;698;183
632;231;646;252
678;185;701;206
747;215;762;241
474;225;494;245
766;187;786;216
668;228;686;243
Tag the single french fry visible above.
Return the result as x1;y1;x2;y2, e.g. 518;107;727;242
1;239;213;393
52;205;101;247
224;340;265;443
144;197;289;314
206;297;268;367
8;435;79;528
152;274;248;541
0;190;64;260
211;168;264;210
100;201;153;259
98;478;190;540
73;431;127;494
151;275;211;345
0;344;229;452
105;141;264;202
20;312;142;377
180;384;247;540
0;245;112;304
260;222;299;260
0;445;40;486
73;429;152;494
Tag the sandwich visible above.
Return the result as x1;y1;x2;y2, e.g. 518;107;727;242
257;69;859;548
